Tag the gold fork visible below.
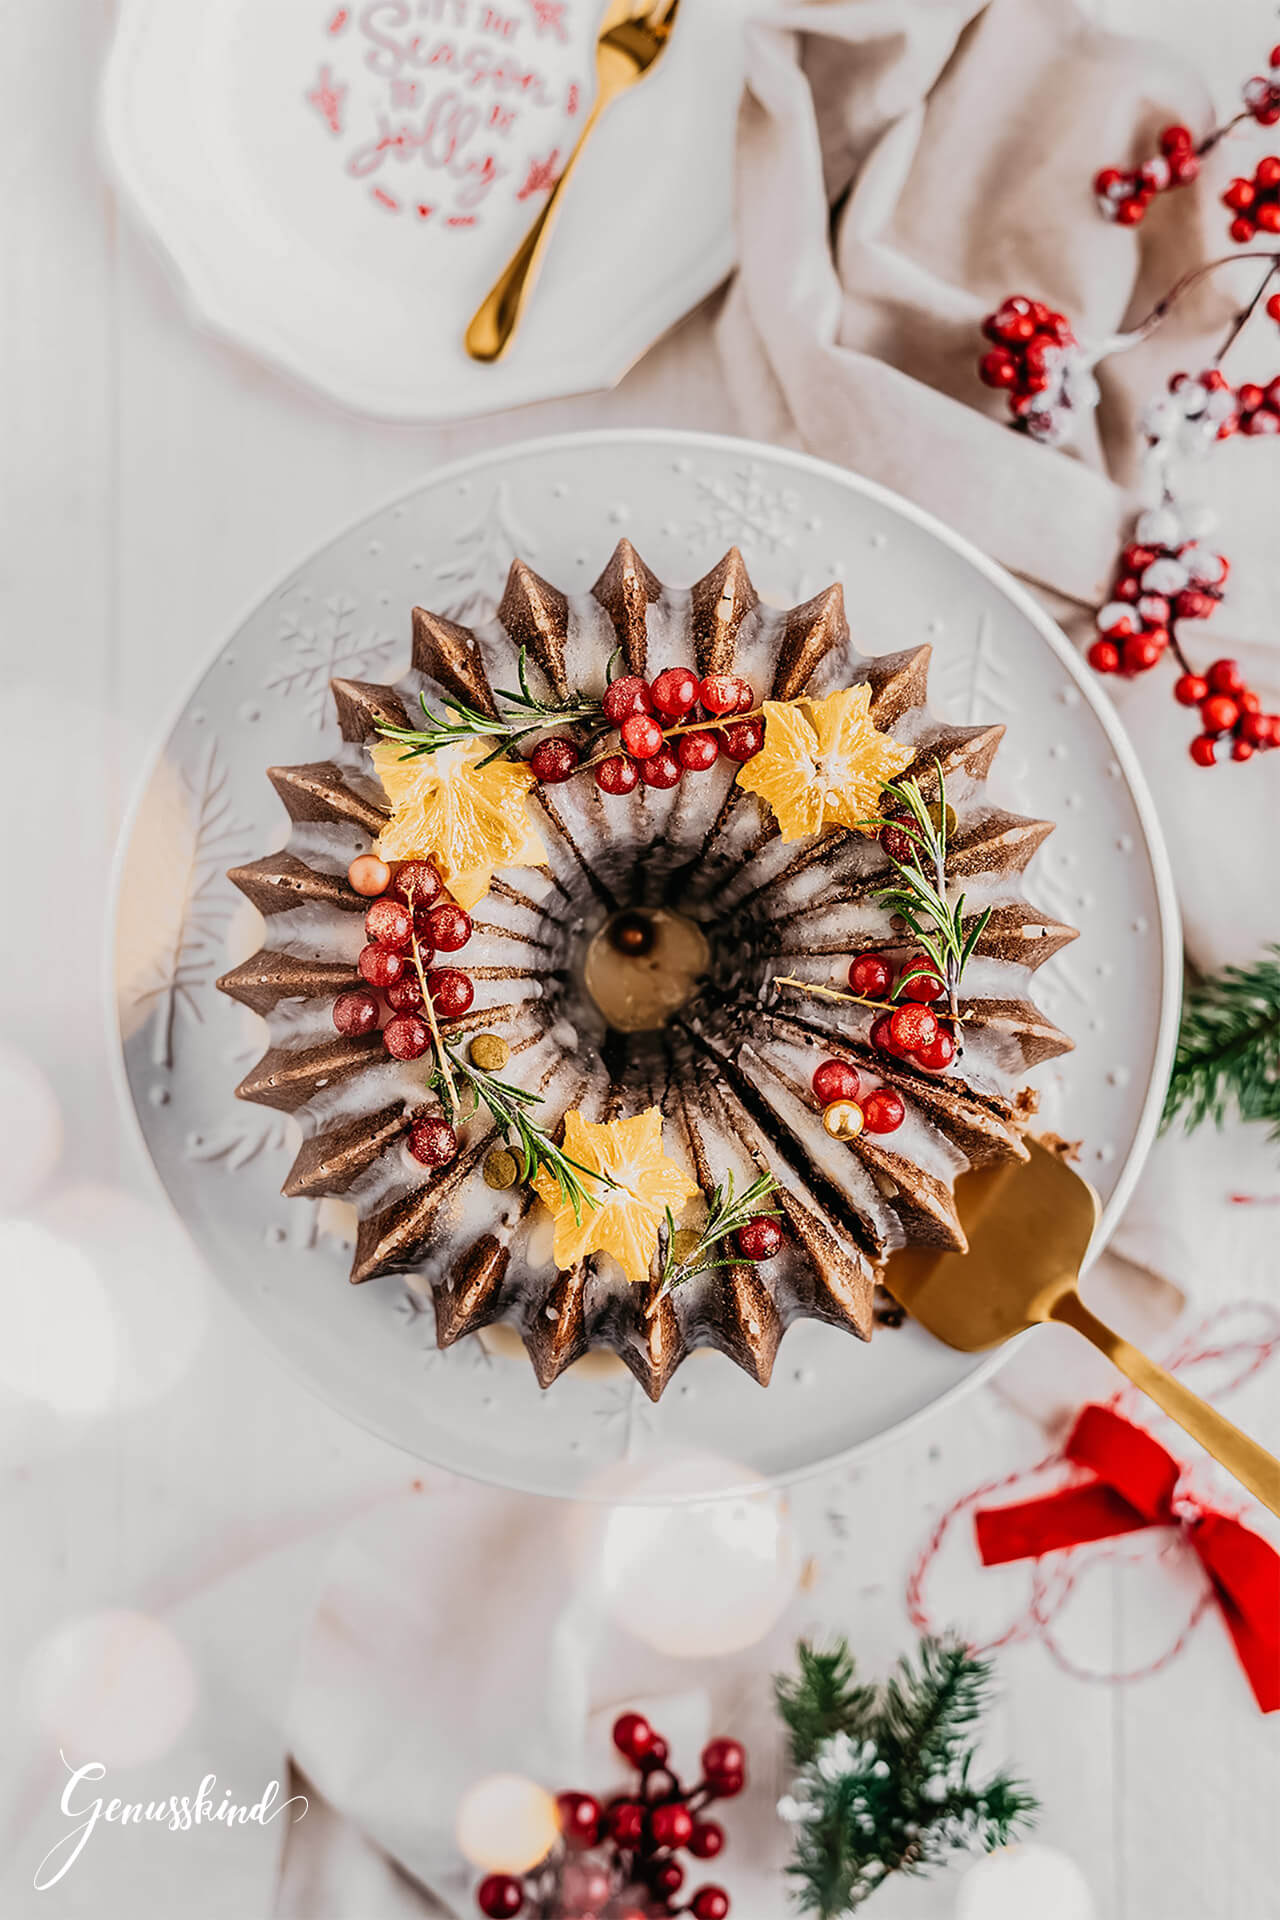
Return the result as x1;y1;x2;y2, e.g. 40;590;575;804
464;0;681;362
886;1138;1280;1518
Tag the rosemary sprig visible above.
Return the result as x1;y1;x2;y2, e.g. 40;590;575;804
654;1170;782;1304
867;765;991;1022
376;646;605;768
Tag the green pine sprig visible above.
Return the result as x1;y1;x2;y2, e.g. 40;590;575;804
1162;944;1280;1142
776;1635;1038;1917
654;1170;782;1301
376;646;606;768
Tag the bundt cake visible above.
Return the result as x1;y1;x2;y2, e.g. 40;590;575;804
218;544;1076;1400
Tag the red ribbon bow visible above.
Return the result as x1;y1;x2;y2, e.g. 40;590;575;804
975;1404;1280;1713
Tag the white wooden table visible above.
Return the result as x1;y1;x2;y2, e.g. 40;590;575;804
2;3;1278;1917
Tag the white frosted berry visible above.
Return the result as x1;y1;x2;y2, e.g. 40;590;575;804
1097;601;1136;635
1142;557;1188;594
1136;506;1180;547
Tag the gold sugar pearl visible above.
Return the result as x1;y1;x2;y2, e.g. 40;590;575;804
348;854;391;897
670;1227;704;1264
469;1033;511;1073
482;1147;519;1190
822;1099;864;1141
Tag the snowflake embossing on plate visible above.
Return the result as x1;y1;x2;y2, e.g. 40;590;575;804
114;431;1179;1498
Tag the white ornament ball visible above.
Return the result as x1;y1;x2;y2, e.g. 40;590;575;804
955;1844;1095;1920
455;1774;560;1875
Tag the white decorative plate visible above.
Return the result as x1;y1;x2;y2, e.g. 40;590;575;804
100;0;745;421
113;431;1180;1498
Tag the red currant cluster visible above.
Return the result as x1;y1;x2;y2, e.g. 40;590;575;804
474;1714;743;1920
1222;156;1280;242
330;853;472;1168
1088;527;1228;680
529;671;763;798
1242;47;1280;127
1093;124;1200;226
1176;656;1280;764
850;951;957;1077
977;297;1088;442
1233;376;1280;434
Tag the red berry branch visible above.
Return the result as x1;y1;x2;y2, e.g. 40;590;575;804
977;32;1280;768
474;1714;744;1920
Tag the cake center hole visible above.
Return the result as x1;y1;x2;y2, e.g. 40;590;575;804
584;908;710;1034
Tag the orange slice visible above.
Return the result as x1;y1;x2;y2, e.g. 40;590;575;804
532;1108;699;1289
371;738;547;910
734;687;913;842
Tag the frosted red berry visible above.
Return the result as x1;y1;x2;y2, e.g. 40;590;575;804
701;1738;746;1793
1268;294;1280;325
690;1821;725;1859
640;749;682;789
650;666;700;719
383;1013;430;1061
690;1890;730;1920
1200;694;1239;735
1174;673;1208;706
556;1791;602;1848
385;973;425;1013
332;989;380;1037
606;1800;647;1846
621;713;664;759
365;897;414;949
889;1003;939;1053
1089;641;1122;679
650;1803;695;1848
676;729;720;771
1190;734;1218;767
602;674;653;725
425;967;473;1017
613;1712;655;1761
914;1026;957;1073
408;1117;458;1167
861;1088;906;1134
813;1059;860;1105
1206;658;1245;695
427;902;472;952
530;736;580;783
358;943;405;989
1233;738;1255;761
869;1012;901;1056
849;953;893;998
596;754;639;795
735;1216;783;1262
391;861;442;909
476;1875;524;1918
720;717;764;762
699;674;751;716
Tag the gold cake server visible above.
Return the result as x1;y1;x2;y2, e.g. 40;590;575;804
464;0;681;362
886;1137;1280;1518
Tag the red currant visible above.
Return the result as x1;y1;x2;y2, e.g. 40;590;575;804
556;1792;602;1849
383;1013;430;1061
1200;694;1239;735
640;1736;670;1773
1190;734;1218;767
1087;639;1120;674
735;1216;783;1262
979;349;1020;389
701;1738;746;1793
690;1821;725;1859
721;718;764;762
427;902;472;951
596;754;639;795
1268;293;1280;324
676;729;720;771
690;1891;730;1920
385;973;425;1013
606;1800;647;1846
358;943;405;989
699;674;750;715
650;1803;694;1848
640;749;682;789
1230;214;1258;244
913;1026;957;1073
652;1862;685;1898
613;1712;656;1761
425;968;474;1018
897;958;944;1003
813;1059;860;1105
347;853;391;897
1160;123;1193;153
849;952;892;998
1174;673;1209;706
650;666;700;719
332;989;380;1037
1232;738;1255;762
476;1874;524;1918
621;713;664;759
601;674;653;725
735;681;756;712
888;1004;939;1054
1122;633;1165;674
869;1012;900;1056
365;897;413;949
408;1117;458;1167
861;1088;906;1134
391;860;442;909
529;736;580;783
1206;658;1245;695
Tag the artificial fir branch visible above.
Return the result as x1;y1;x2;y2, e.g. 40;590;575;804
776;1635;1037;1917
1162;944;1280;1140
